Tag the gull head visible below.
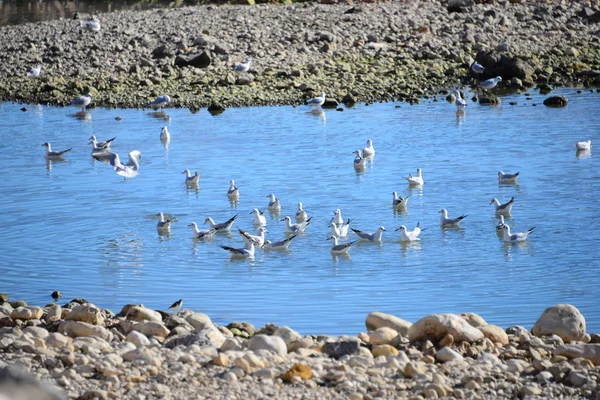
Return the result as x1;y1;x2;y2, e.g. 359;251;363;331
327;236;336;241
378;226;386;232
297;202;303;210
89;135;96;141
251;208;260;215
258;227;268;234
489;199;497;205
42;142;50;147
280;216;291;222
366;139;373;146
495;76;503;82
230;179;235;185
182;169;190;175
334;209;341;215
187;222;197;228
267;194;276;200
395;225;407;232
156;212;164;218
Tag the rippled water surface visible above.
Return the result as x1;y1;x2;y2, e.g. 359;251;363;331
1;88;599;335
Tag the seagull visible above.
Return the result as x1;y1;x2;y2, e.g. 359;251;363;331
502;224;535;243
281;216;312;234
156;212;174;233
396;223;422;242
362;139;376;157
295;202;308;223
238;227;267;247
204;214;238;232
251;208;267;226
89;135;116;152
392;192;409;209
351;226;386;242
331;209;344;226
329;219;352;238
439;209;467;227
490;196;515;215
479;76;502;91
353;149;366;168
182;169;199;185
328;236;357;254
220;239;257;258
234;57;251;72
27;65;41;78
263;234;297;250
306;92;326;107
72;93;92;112
455;90;467;108
496;215;507;231
406;168;424;186
148;95;171;110
169;299;183;310
471;61;485;74
498;171;520;184
227;180;239;199
188;222;217;240
160;126;170;142
79;18;101;32
42;142;72;159
576;140;592;151
267;194;281;211
95;150;142;178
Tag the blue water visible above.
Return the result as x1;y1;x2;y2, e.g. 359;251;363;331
1;88;599;335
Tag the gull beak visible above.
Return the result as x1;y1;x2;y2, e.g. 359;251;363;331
280;218;286;221
187;223;193;227
395;227;401;231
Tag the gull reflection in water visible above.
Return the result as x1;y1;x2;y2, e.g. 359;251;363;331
45;158;68;172
455;108;465;126
576;149;591;159
400;240;421;256
71;111;92;121
307;108;326;124
331;252;351;263
148;111;171;122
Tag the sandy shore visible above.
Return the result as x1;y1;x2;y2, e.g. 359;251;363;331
0;1;599;109
1;296;600;400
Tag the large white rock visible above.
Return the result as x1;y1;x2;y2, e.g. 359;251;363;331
45;304;62;323
186;313;213;331
459;313;487;328
555;344;600;366
408;314;484;343
45;332;73;349
532;304;586;342
274;326;302;348
478;325;509;345
65;303;104;325
58;320;113;342
248;334;287;357
127;330;150;347
126;306;162;323
436;347;464;363
133;321;170;338
368;327;399;345
10;306;43;320
22;326;49;339
366;312;412;336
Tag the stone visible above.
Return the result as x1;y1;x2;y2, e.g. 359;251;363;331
58;321;112;342
368;327;398;345
365;312;412;336
186;313;213;331
459;313;487;328
212;353;229;367
371;344;398;358
408;314;484;343
282;363;313;382
65;303;104;325
439;334;454;348
126;330;150;347
188;51;211;68
248;334;286;357
542;96;569;108
478;325;509;345
403;361;427;378
126;306;162;323
532;304;585;341
554;344;600;365
207;103;226;116
45;332;72;349
226;322;255;336
273;326;301;348
133;321;169;338
22;326;48;339
45;304;61;324
520;383;542;396
11;306;43;321
322;340;361;359
568;371;588;387
436;347;463;362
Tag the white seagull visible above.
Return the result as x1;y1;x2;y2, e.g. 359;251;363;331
267;194;281;211
89;135;116;152
331;209;344;226
220;239;257;258
234;57;251;72
490;196;515;215
251;208;267;226
160;126;170;141
188;222;217;240
238;227;267;247
148;95;171;110
72;93;92;112
353;149;366;168
79;19;101;32
351;226;386;242
95;150;141;179
362;139;376;157
406;168;424;186
328;236;357;254
295;202;308;223
498;171;520;184
42;142;72;159
156;212;173;233
329;219;352;238
27;65;42;78
227;180;239;199
479;76;502;91
575;140;592;151
392;192;409;209
496;215;507;231
263;234;297;251
182;169;199;186
306;92;326;107
204;214;238;232
281;216;312;234
455;90;467;108
439;209;468;227
396;223;422;242
471;61;485;74
502;224;535;243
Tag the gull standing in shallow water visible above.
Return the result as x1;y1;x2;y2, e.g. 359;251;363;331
188;223;216;240
281;216;312;234
392;192;409;210
396;223;422;242
263;234;297;250
328;236;357;254
502;224;535;243
95;150;141;179
362;139;376;157
498;171;520;184
182;169;199;186
148;95;171;110
251;209;267;226
72;93;92;112
43;142;72;159
204;214;238;232
156;212;173;234
455;90;467;108
490;196;515;215
27;65;41;78
576;140;592;151
439;209;468;227
306;92;326;107
227;180;239;199
267;194;281;211
295;202;308;223
351;226;386;242
479;76;502;91
406;168;424;186
234;57;251;72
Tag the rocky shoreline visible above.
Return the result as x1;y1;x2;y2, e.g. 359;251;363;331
0;1;599;109
1;296;599;400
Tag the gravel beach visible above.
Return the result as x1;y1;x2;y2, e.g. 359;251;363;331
0;0;599;109
1;297;599;400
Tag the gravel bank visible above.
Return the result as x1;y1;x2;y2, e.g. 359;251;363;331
1;297;600;400
0;1;599;109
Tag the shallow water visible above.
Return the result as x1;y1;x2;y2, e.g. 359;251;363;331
1;88;599;335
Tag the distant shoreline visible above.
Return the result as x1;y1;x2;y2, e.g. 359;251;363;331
0;1;598;109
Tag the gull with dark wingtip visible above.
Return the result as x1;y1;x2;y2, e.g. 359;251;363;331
204;214;238;232
351;226;386;242
43;142;72;159
439;209;467;227
490;196;515;215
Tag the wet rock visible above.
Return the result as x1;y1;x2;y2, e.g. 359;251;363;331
322;98;339;109
322;340;360;359
248;334;286;357
408;314;484;343
479;94;501;105
447;0;473;13
532;304;585;341
188;51;211;68
207;103;226;115
542;96;569;108
366;312;412;336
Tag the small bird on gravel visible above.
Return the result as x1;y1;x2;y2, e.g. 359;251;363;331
234;57;252;72
27;65;42;78
79;18;101;32
51;291;62;301
169;299;183;310
471;61;485;74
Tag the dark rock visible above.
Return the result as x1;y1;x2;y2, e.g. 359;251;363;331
0;294;7;303
322;99;339;109
9;300;27;308
20;107;27;112
580;7;600;22
188;51;211;68
152;45;171;59
543;95;568;107
156;310;170;321
318;32;335;43
344;6;362;14
256;323;278;335
322;340;361;359
227;322;256;336
479;94;501;105
475;51;534;81
341;94;356;106
213;42;231;55
537;83;552;95
336;107;344;112
0;366;66;400
174;55;189;67
164;334;213;349
447;0;473;13
589;333;600;344
207;103;225;116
